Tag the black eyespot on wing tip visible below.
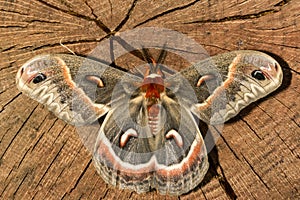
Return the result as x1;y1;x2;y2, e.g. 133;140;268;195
251;70;265;80
32;73;47;84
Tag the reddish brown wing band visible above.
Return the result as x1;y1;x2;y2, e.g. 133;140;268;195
16;50;283;196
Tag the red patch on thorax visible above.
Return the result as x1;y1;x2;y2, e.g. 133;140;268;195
140;76;164;99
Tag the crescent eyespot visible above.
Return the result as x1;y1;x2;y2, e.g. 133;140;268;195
85;75;104;87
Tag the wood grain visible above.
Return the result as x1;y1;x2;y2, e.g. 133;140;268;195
0;0;299;199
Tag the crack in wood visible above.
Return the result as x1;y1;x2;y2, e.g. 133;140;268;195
108;0;113;17
26;19;61;24
127;192;133;199
0;25;27;28
0;8;29;16
31;39;103;51
110;35;209;66
12;170;30;198
287;67;300;75
265;43;300;50
16;146;32;169
0;45;17;53
274;129;299;159
0;93;22;113
51;124;69;146
274;0;291;7
68;159;93;194
35;113;55;132
218;165;238;200
185;0;291;25
84;177;105;198
242;154;271;190
198;188;208;200
111;35;145;60
100;188;109;199
84;0;99;20
108;37;117;68
30;118;59;153
0;128;10;143
273;96;300;122
1;174;11;197
207;152;238;200
113;0;139;32
239;116;262;140
257;102;299;128
290;117;300;128
36;0;111;34
44;158;72;198
0;104;39;160
254;23;296;31
33;139;68;191
133;0;201;28
214;126;241;161
186;9;276;24
253;101;300;159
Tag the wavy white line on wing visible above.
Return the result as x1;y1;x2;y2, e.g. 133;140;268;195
31;85;49;99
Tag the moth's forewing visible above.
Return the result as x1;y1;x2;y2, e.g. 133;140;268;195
172;50;283;124
16;54;128;125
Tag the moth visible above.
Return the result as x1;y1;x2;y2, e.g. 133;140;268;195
16;50;282;195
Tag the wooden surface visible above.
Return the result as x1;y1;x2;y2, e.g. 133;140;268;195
0;0;299;199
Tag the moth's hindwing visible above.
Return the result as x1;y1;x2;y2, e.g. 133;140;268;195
170;50;283;124
93;79;208;196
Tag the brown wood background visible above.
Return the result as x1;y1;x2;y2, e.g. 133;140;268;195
0;0;299;199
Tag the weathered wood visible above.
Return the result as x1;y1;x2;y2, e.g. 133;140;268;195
0;0;299;199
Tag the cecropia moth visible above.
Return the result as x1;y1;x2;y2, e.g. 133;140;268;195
16;50;282;195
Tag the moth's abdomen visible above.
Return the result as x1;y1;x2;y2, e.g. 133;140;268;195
139;74;166;135
147;104;160;134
